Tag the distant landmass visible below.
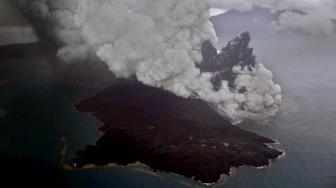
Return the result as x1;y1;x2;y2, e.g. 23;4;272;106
210;8;276;36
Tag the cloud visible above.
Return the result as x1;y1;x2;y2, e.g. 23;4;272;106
209;8;227;17
209;0;336;36
209;0;254;12
273;11;336;35
17;0;282;124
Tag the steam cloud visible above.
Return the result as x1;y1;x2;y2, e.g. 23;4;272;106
209;0;336;36
17;0;282;124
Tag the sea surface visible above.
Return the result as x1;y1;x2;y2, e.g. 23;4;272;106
1;34;336;187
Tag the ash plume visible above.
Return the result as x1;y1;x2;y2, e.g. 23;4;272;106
16;0;282;124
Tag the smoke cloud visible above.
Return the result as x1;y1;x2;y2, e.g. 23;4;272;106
209;0;336;36
17;0;282;124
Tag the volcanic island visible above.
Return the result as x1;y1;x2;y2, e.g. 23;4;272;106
73;33;283;183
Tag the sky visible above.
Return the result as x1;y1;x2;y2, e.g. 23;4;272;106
209;8;227;17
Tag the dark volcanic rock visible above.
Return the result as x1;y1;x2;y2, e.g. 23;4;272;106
219;32;256;68
199;40;218;71
199;32;256;90
74;80;282;183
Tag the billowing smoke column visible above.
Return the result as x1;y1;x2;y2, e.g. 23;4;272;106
17;0;281;124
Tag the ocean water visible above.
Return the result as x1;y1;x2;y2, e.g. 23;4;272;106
1;35;336;188
219;34;336;188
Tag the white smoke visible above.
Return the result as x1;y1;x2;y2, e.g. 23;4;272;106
209;0;336;36
17;0;282;124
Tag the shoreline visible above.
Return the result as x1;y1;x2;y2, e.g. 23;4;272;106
59;136;164;178
59;93;285;185
60;118;285;186
71;81;284;184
